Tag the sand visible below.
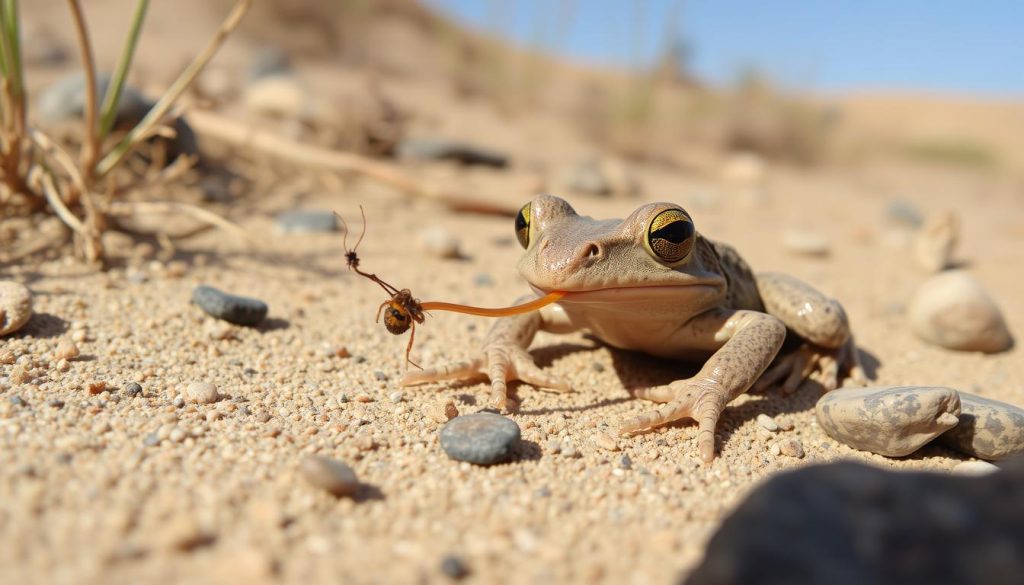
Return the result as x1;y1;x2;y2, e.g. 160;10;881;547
3;2;1024;584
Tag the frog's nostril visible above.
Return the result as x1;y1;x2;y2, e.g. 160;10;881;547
582;243;602;259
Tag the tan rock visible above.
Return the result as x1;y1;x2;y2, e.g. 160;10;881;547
909;270;1012;353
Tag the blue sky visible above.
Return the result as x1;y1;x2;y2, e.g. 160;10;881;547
427;1;1023;96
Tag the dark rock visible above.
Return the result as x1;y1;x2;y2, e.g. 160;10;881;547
939;392;1024;460
684;460;1024;585
274;209;338;234
440;554;470;580
439;412;521;465
397;137;508;168
192;285;268;327
125;382;143;397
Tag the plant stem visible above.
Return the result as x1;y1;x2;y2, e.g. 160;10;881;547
66;0;100;181
98;0;149;142
95;0;251;179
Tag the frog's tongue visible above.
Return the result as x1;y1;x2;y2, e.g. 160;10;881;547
419;291;566;318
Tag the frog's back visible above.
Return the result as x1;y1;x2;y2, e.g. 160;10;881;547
696;236;764;312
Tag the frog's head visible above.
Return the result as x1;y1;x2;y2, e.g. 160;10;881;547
514;194;725;302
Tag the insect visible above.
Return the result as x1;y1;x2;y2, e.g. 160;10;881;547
335;207;566;369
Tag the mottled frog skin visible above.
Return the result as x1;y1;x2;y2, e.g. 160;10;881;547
403;195;864;462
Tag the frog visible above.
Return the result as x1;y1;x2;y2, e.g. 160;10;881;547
402;194;865;462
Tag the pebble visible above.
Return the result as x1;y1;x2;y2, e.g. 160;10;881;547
440;554;470;580
373;371;389;382
755;414;779;432
424;399;459;423
951;460;1001;476
54;339;80;361
388;391;405;403
243;75;311;118
781;230;830;257
778;438;804;458
192;285;268;327
593;432;620;452
397;137;508;168
908;270;1012;353
248;45;293;81
886;199;925;228
913;211;959;272
562;157;642;197
0;349;14;364
419;227;461;259
143;433;161;447
439;413;521;465
274;209;338;234
0;281;33;336
815;386;961;457
125;382;143;397
186;382;220;404
300;456;359;497
938;391;1024;460
686;460;1024;585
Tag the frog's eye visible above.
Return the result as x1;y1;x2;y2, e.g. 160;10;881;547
646;208;695;264
514;202;531;249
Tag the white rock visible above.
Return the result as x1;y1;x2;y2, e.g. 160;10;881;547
756;413;779;432
913;211;959;272
186;382;220;404
418;227;460;259
782;230;830;257
951;460;1000;476
909;271;1012;353
0;281;32;336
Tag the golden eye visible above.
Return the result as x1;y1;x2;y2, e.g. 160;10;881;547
646;208;695;264
514;202;531;249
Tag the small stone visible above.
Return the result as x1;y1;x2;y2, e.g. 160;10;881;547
169;428;186;442
300;456;359;497
274;209;338;234
440;413;521;465
388;391;405;403
186;382;220;404
593;432;620;452
419;227;461;259
886;199;925;228
0;349;14;364
769;443;781;456
562;157;642;197
9;396;26;407
779;438;804;458
938;391;1024;460
424;399;460;423
775;416;795;431
162;517;212;552
334;346;351;358
909;271;1012;353
248;45;292;81
782;230;830;257
48;399;64;409
0;281;33;336
951;460;1001;476
373;371;389;382
86;381;107;395
440;554;470;580
143;432;161;447
816;386;961;457
618;455;633;470
192;285;268;327
473;273;494;287
756;414;779;432
397;137;508;168
54;339;80;361
243;75;311;118
125;382;143;397
913;211;959;272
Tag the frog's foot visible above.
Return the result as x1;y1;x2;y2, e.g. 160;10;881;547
752;336;866;394
399;344;571;410
621;381;725;463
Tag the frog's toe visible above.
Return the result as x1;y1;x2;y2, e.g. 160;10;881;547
512;355;572;393
634;386;677;403
619;384;725;463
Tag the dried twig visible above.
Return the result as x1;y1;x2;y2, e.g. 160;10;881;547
65;0;100;177
106;199;249;242
188;109;518;217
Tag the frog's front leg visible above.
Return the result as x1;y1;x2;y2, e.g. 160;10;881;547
752;272;867;393
400;298;573;409
620;309;786;463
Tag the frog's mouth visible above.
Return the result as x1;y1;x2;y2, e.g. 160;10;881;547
530;283;722;304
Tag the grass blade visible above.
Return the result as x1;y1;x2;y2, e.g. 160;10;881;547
98;0;149;142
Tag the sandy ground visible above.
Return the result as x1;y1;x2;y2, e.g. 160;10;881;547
4;2;1024;585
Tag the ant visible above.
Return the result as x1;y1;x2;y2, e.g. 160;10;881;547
336;207;426;369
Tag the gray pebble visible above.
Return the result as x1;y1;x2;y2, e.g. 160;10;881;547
756;413;779;432
440;413;521;465
886;198;924;228
815;386;961;457
618;454;633;470
274;209;338;234
473;273;494;287
192;285;268;326
47;399;64;409
398;137;508;168
143;433;161;447
248;46;293;81
125;382;143;397
440;554;470;580
300;456;359;497
938;392;1024;460
0;281;33;337
374;371;389;382
9;396;26;407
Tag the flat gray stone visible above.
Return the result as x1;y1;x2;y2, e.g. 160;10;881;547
274;210;338;233
816;386;961;457
397;137;508;168
938;392;1024;460
191;285;268;327
440;412;521;465
684;460;1024;585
